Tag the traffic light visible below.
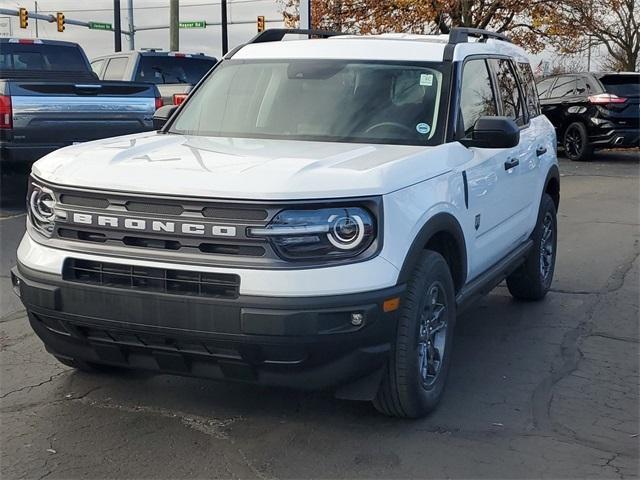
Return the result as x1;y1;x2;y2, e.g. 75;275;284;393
19;8;28;29
56;12;65;32
257;16;265;33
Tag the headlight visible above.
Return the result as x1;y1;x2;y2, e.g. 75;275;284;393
249;207;377;261
27;181;56;237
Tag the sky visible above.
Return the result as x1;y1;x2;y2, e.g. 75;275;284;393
0;0;286;58
0;0;604;69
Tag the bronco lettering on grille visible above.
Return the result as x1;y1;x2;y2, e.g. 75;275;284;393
69;212;237;237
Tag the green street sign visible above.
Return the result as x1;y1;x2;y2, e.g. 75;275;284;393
88;22;112;30
179;21;206;29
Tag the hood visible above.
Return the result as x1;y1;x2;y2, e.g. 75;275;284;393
33;131;469;199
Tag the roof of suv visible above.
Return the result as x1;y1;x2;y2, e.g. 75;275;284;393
233;33;530;64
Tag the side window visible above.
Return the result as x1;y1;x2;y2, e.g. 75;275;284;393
103;57;128;80
490;59;526;125
549;77;576;98
90;59;104;77
517;62;541;118
575;77;594;96
460;59;497;134
537;78;555;99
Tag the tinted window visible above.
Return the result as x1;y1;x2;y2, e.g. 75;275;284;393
460;59;497;133
491;59;525;124
537;78;555;98
549;77;576;98
171;60;448;146
103;57;128;80
0;44;87;71
517;62;541;117
135;56;216;84
90;59;104;76
600;74;640;97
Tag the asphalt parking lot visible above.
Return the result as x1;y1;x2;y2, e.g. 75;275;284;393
1;151;639;479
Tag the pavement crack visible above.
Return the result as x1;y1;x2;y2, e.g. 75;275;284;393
0;370;67;399
530;248;639;444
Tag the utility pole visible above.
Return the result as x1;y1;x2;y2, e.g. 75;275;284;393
34;1;38;37
587;36;592;71
169;0;179;51
300;0;311;29
221;0;228;55
114;0;122;52
127;0;135;50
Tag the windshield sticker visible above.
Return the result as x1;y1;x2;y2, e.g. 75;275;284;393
420;74;434;87
416;123;431;135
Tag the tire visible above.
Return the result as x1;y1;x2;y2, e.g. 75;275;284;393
563;122;593;161
373;251;456;418
54;355;123;374
506;193;557;301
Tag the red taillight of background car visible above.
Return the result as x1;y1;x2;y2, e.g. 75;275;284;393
588;93;628;104
0;95;12;129
155;96;164;110
173;93;188;105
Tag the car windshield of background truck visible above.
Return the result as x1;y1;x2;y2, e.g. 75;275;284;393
170;60;447;146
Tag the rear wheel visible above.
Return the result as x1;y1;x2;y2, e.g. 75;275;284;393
563;122;592;161
506;193;557;300
373;251;456;418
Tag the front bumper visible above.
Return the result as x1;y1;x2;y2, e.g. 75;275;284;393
12;262;404;394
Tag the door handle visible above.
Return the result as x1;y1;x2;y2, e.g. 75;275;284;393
536;146;547;157
504;158;520;170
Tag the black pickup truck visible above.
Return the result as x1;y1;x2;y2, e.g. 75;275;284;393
0;38;161;166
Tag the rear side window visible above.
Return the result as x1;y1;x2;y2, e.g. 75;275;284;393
517;62;541;117
599;74;640;97
490;59;526;125
536;78;555;98
90;59;105;77
134;56;216;84
103;57;129;80
460;59;497;133
0;44;87;71
575;77;595;96
549;77;576;98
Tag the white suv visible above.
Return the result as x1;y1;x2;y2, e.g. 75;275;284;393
12;28;559;418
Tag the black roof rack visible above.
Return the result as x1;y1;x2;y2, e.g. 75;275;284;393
248;28;344;44
448;27;512;44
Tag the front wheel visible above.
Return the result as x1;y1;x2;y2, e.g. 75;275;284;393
506;193;557;300
373;251;456;418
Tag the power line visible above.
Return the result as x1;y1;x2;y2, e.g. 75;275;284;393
37;0;272;14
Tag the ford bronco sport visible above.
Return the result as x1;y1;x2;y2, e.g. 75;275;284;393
12;28;560;418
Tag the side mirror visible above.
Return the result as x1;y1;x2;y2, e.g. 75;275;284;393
153;105;178;130
460;116;520;149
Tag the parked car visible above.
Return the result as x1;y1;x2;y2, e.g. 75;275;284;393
0;38;160;167
91;50;217;106
12;28;559;418
537;72;640;161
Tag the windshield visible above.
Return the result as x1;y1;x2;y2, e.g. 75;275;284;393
170;60;449;146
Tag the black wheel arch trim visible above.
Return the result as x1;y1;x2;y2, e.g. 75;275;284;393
397;212;467;288
543;164;561;210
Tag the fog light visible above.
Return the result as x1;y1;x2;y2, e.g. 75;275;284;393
351;312;364;326
11;272;21;297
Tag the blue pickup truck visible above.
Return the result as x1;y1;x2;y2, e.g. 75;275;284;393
0;38;161;167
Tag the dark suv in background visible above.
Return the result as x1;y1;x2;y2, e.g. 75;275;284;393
537;72;639;161
91;50;217;106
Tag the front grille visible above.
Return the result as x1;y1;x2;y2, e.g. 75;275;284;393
63;259;240;299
